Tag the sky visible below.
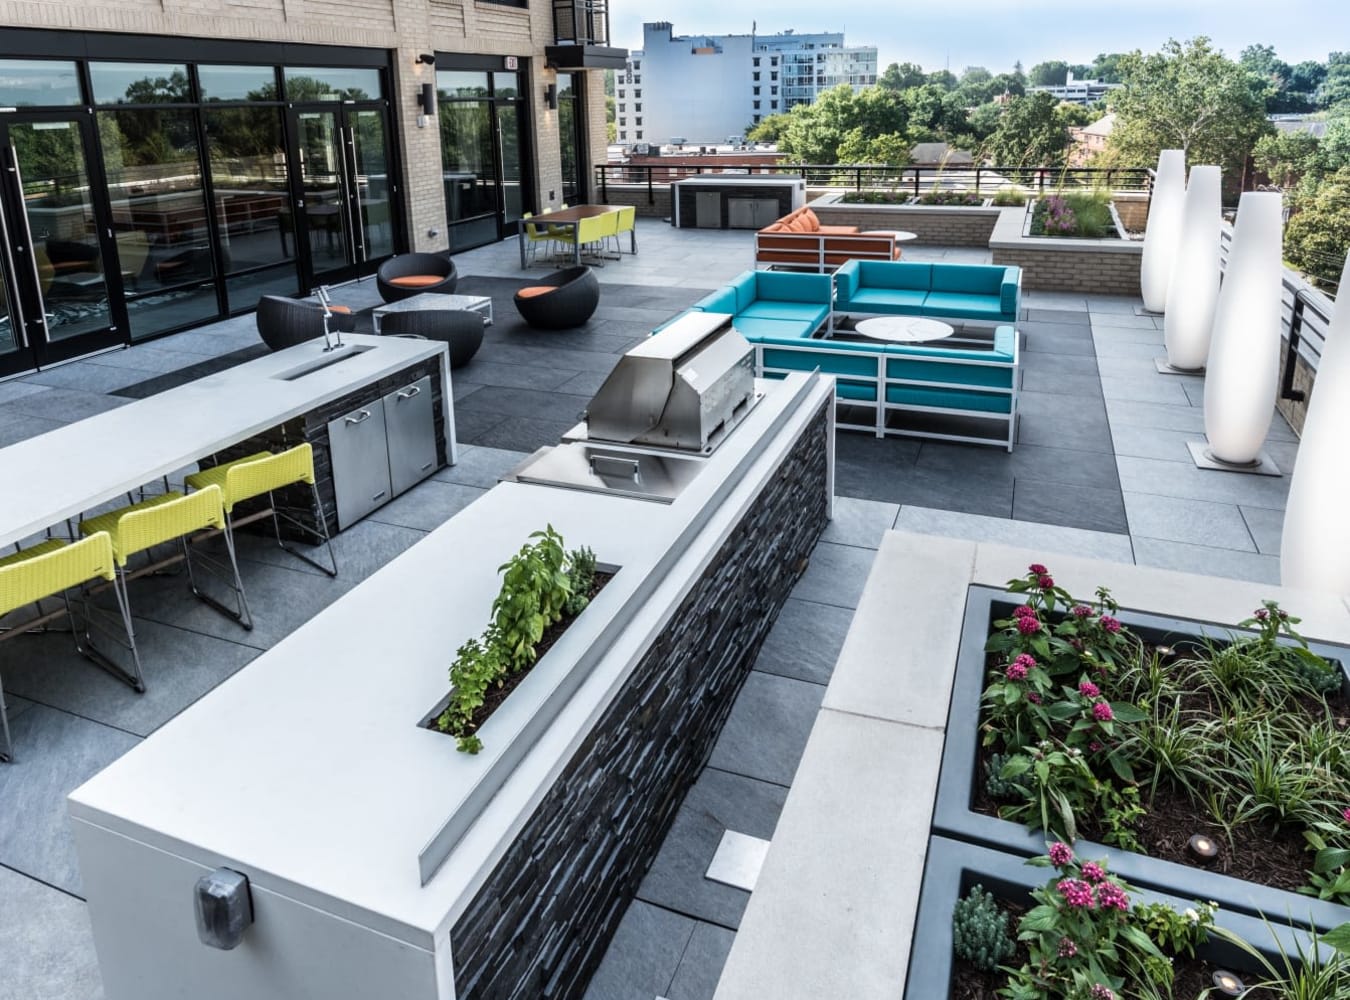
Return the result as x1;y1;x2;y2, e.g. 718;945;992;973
612;1;1349;73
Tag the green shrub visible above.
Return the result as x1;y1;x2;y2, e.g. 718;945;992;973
992;188;1029;206
984;751;1030;800
1030;191;1114;238
952;883;1015;972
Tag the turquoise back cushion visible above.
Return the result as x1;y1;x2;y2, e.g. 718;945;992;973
729;271;759;313
860;261;932;291
930;263;1003;294
756;270;832;304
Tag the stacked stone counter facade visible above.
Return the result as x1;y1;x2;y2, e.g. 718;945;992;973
450;403;831;1000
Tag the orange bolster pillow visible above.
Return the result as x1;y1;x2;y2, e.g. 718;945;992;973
329;304;351;314
516;286;555;299
389;275;445;288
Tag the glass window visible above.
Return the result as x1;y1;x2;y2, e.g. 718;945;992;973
635;130;642;139
440;99;497;222
126;284;219;340
437;71;490;100
91;62;191;104
204;107;293;275
492;73;518;99
199;64;278;102
284;67;380;101
0;60;81;106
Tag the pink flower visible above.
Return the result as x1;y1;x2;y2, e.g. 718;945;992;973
1026;691;1042;704
1092;702;1114;723
1014;653;1037;670
1057;937;1078;958
1255;608;1270;621
1057;878;1094;908
1078;680;1100;698
1095;882;1130;911
1099;615;1121;633
1088;741;1104;753
1048;842;1074;866
1038;575;1055;589
1090;987;1116;1000
1072;604;1092;617
1005;661;1028;681
1081;861;1107;884
1013;604;1036;619
1017;615;1042;635
1342;807;1350;823
1029;563;1048;575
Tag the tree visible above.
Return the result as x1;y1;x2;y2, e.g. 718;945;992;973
1253;130;1326;190
1089;52;1127;83
1029;61;1069;87
985;92;1071;167
1284;167;1350;285
927;69;958;91
1105;37;1270;183
879;62;926;92
1319;52;1350;109
990;73;1026;100
836;128;912;165
1068;64;1093;80
774;84;909;164
746;112;791;144
967;102;1004;141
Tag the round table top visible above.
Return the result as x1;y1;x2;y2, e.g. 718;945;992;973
854;316;954;343
861;230;920;241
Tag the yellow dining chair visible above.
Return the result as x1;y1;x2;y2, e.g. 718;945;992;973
0;532;132;761
591;211;621;262
520;212;553;266
80;484;249;661
184;443;337;629
613;205;637;255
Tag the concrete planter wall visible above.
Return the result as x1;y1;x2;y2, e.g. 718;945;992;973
989;206;1143;295
809;193;1001;247
932;586;1350;933
905;835;1319;999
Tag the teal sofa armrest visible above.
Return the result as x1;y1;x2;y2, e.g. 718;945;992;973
834;260;861;303
1000;268;1021;317
693;287;737;314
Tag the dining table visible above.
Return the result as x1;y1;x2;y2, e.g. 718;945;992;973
516;204;634;268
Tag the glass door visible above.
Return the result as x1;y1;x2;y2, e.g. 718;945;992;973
0;115;123;376
288;104;395;289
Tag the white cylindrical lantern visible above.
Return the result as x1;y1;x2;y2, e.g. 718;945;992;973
1163;165;1222;371
1282;252;1350;592
1139;149;1186;313
1203;192;1284;464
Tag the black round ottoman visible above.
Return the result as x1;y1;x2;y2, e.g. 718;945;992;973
378;309;484;369
376;252;458;302
514;266;599;330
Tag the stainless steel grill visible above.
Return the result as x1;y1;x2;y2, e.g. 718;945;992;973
506;312;760;503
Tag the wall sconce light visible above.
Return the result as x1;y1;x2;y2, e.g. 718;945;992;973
544;83;558;111
419;82;435;116
416;53;436;66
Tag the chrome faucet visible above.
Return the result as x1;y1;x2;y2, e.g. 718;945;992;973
313;285;344;352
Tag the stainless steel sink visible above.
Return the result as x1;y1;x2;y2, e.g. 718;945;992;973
272;344;375;381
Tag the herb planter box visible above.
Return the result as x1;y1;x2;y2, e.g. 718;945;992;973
906;835;1321;999
933;585;1350;933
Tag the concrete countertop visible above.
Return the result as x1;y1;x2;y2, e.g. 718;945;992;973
69;372;833;951
0;334;450;549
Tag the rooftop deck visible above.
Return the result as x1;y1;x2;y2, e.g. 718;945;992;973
0;218;1300;999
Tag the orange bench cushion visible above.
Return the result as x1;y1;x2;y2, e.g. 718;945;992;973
817;225;860;235
389;274;445;288
516;286;555;299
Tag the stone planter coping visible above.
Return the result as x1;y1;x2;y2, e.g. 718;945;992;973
990;204;1142;256
810;191;1002;217
714;532;1350;1000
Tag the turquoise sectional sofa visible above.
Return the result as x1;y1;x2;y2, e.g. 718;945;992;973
834;260;1021;325
671;267;1020;450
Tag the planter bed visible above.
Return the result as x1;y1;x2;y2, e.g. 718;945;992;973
809;193;1000;247
907;835;1325;1000
933;584;1350;933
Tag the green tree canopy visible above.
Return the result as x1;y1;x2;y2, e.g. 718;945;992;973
773;84;909;163
746;112;791;144
927;69;958;91
1090;53;1127;83
985;92;1071;167
879;62;926;92
1320;52;1350;109
1105;37;1270;182
1029;61;1069;87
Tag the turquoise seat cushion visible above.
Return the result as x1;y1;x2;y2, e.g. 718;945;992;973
693;287;737;314
755;270;832;304
922;292;1009;321
859;261;932;290
930;263;1003;294
734;316;821;341
845;288;928;313
741;301;829;326
886;383;1012;414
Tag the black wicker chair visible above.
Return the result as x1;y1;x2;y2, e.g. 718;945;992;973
376;253;458;302
255;295;356;352
377;309;484;369
513;266;600;330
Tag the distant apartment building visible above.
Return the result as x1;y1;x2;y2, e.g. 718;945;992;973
615;22;877;145
1029;72;1121;107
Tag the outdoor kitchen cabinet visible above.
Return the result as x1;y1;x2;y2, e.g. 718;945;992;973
383;375;438;496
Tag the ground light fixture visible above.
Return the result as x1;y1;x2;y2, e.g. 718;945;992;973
1190;191;1284;475
1187;833;1219;864
1281;251;1350;592
1211;970;1245;996
1139;149;1186;313
1160;165;1222;373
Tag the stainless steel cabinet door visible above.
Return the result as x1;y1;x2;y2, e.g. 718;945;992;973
382;375;438;496
327;403;392;529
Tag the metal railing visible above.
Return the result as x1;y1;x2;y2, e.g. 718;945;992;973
595;162;1154;204
552;0;610;46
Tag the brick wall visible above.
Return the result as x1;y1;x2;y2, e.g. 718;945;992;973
449;404;831;1000
590;185;674;218
991;245;1143;296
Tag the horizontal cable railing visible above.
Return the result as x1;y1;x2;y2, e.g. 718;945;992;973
595;163;1154;204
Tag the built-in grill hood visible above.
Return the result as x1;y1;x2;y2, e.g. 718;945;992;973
506;312;761;503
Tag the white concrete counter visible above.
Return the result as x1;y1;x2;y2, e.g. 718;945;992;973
0;334;452;549
69;371;834;1000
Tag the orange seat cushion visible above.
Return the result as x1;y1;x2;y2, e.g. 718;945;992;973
389;275;445;288
817;225;860;235
515;286;555;299
800;208;820;231
329;305;351;314
786;216;812;233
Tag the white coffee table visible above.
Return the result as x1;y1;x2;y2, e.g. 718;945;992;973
854;316;954;342
373;292;493;333
861;230;919;243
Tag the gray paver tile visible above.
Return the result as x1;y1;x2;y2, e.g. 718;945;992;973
891;507;1135;563
1131;536;1281;585
754;598;853;686
1099;375;1192;406
820;496;900;550
432;445;529;488
365;479;487;532
1012;479;1128;534
0;867;103;1000
709;671;826;788
582;900;694;1000
1240;504;1285;556
1123;491;1256;551
790;541;877;610
667;921;736;1000
1116;455;1291;509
